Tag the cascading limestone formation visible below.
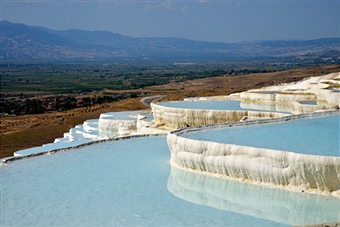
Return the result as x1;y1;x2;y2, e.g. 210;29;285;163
98;118;137;136
239;72;340;114
167;111;340;197
155;73;340;196
151;73;339;128
151;103;288;129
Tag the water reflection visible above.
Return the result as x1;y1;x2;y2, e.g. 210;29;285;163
168;164;340;226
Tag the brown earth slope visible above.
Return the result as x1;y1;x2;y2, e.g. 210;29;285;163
1;64;339;158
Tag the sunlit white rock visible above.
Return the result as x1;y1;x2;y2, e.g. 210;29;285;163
98;118;137;136
151;103;288;129
98;110;168;137
167;112;340;197
151;74;340;128
239;72;340;114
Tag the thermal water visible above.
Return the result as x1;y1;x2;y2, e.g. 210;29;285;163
2;136;339;227
158;100;289;113
298;100;318;105
182;114;340;157
168;164;340;226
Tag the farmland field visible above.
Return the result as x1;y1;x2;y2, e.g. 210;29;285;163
0;60;289;96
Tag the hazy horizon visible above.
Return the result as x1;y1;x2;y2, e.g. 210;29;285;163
2;1;340;43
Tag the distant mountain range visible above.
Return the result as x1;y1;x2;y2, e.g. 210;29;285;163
1;20;340;62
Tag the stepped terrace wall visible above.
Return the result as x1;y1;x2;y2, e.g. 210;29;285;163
239;73;340;114
167;110;340;196
151;103;288;129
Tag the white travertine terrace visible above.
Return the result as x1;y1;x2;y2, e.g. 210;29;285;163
151;104;288;129
151;72;340;128
240;72;340;114
167;111;340;197
98;112;170;137
98;118;137;136
155;72;340;196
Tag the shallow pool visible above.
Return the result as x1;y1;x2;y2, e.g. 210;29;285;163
182;114;340;157
158;100;289;113
249;91;279;94
3;136;339;226
298;100;318;105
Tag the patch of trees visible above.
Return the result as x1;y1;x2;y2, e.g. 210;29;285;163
0;93;135;115
0;99;45;115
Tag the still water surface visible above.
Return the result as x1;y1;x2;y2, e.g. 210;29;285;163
183;115;340;157
1;136;339;226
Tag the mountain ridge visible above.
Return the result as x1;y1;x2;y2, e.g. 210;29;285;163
1;20;340;62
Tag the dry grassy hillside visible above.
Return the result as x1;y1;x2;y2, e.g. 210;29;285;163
150;65;340;100
1;64;339;158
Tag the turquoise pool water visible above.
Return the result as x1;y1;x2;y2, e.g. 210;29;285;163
182;115;340;157
298;100;318;105
250;91;278;94
1;136;339;227
158;100;289;113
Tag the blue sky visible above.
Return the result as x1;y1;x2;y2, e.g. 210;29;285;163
1;0;340;43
